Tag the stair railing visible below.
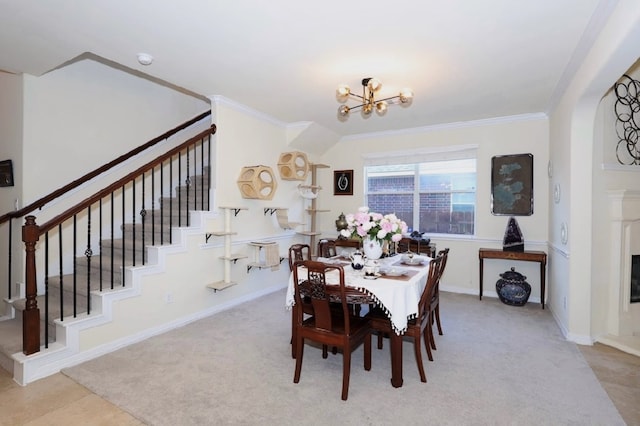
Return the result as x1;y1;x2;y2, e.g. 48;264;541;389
1;111;214;355
0;111;211;303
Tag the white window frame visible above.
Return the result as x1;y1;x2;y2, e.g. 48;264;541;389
363;145;478;236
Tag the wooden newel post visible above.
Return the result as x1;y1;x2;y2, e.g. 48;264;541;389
22;215;41;355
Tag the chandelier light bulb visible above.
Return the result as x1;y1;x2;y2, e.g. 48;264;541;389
376;101;388;115
338;105;350;116
399;88;414;103
362;103;373;115
368;78;382;92
337;84;351;98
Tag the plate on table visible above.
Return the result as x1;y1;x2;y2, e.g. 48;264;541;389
400;256;425;266
363;273;381;280
380;268;407;277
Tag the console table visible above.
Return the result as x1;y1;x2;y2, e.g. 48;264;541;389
478;248;547;309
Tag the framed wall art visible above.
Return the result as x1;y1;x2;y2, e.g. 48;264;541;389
0;160;14;187
333;169;353;196
491;153;533;216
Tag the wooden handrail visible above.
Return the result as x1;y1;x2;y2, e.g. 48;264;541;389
37;124;216;236
0;110;211;226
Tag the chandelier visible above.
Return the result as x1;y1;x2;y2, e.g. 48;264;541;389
336;77;413;117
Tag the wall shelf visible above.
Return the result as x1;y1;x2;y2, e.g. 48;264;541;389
206;206;247;292
296;231;322;236
274;208;303;230
206;231;237;242
220;254;248;263
264;207;287;216
206;281;237;291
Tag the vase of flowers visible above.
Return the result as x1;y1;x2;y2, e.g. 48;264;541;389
339;207;408;260
362;236;383;260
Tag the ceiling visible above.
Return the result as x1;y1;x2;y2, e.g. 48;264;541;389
0;0;613;138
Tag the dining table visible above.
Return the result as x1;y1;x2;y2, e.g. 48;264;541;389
286;254;432;388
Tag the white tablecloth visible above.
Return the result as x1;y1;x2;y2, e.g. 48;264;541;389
286;256;430;334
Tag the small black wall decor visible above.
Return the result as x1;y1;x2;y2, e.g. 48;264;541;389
333;169;353;195
614;74;640;165
0;160;14;187
491;153;533;216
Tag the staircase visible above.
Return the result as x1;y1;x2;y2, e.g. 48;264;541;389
0;169;210;383
0;116;214;384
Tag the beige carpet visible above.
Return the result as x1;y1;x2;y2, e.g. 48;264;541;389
62;290;624;425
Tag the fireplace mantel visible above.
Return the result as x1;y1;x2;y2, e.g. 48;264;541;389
608;189;640;220
607;190;640;338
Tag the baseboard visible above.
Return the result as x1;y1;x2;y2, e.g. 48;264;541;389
12;282;288;385
56;284;287;374
441;284;542;305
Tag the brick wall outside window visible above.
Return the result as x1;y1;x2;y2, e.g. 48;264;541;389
366;170;475;235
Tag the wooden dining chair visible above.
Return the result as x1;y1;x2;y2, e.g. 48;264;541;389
317;239;337;258
288;244;313;357
288;243;311;270
430;248;450;349
292;260;372;400
365;254;443;382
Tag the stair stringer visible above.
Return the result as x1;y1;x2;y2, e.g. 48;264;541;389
10;209;289;385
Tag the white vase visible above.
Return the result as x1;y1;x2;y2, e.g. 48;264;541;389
362;237;383;260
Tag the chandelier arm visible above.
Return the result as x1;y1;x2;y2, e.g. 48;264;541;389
347;93;365;102
374;95;401;103
346;103;364;112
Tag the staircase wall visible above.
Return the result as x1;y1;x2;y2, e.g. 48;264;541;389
77;213;294;352
15;209;299;384
3;58;210;307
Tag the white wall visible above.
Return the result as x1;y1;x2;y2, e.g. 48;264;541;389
0;72;22;212
21;58;209;205
210;97;323;240
0;71;23;315
317;116;550;300
548;0;640;343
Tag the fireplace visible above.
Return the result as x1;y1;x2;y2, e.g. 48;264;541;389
632;255;640;303
607;190;640;339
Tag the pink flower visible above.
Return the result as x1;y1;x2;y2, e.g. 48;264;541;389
342;207;408;244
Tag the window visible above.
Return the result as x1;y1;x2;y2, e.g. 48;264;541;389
364;151;476;236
